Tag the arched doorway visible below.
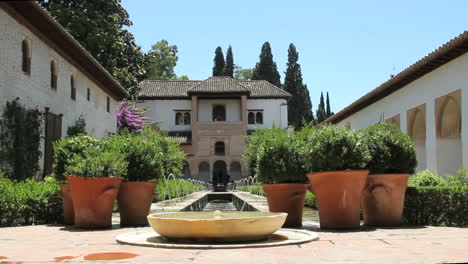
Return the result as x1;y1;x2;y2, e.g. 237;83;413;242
408;105;426;172
198;161;210;182
182;161;191;179
230;161;242;181
436;91;462;175
212;160;228;191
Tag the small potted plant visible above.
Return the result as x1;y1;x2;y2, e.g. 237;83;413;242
360;123;417;226
52;135;100;225
245;128;308;227
108;129;185;226
302;124;371;229
65;144;127;229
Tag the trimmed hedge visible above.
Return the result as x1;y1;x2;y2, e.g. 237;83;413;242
155;179;205;201
0;176;62;227
403;186;468;227
238;184;317;209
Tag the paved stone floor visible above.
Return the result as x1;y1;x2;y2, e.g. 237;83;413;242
1;192;467;263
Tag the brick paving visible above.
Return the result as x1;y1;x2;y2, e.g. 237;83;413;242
0;192;467;263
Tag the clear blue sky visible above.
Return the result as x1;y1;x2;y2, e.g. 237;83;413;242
121;0;467;113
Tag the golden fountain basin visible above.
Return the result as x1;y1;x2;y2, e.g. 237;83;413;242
147;211;287;242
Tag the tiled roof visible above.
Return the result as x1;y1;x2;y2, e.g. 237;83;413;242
138;77;291;99
325;31;468;124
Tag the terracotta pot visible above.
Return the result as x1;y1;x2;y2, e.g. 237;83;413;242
66;176;122;229
261;183;307;227
362;174;409;226
307;170;369;229
58;183;74;225
117;181;157;226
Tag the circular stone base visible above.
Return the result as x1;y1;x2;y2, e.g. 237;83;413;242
116;228;319;249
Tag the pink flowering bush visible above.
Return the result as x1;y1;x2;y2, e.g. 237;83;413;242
116;100;152;132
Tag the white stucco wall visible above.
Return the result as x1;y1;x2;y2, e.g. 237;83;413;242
247;99;288;129
0;9;119;172
136;99;192;131
198;99;241;122
336;52;468;176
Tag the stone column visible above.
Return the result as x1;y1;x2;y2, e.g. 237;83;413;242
241;95;248;125
191;95;198;158
425;100;438;173
461;89;468;168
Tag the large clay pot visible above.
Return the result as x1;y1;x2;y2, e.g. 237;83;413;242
362;174;409;226
117;182;157;226
66;176;122;229
261;183;307;227
307;170;369;229
58;183;74;225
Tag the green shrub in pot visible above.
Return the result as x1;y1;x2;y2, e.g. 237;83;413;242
360;122;417;174
64;146;127;178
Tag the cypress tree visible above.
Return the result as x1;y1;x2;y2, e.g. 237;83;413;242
212;47;225;76
316;92;327;123
251;42;281;87
283;43;312;128
222;46;234;77
326;92;332;117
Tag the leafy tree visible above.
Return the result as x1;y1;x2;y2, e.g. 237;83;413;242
283;44;313;128
316;92;327;123
222;46;234;77
233;65;253;80
39;0;148;89
251;42;281;87
212;47;225;76
326;92;333;117
146;40;178;80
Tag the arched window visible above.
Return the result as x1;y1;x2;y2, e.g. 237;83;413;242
438;97;461;138
215;141;225;156
248;112;255;124
184;112;191;125
70;75;76;100
21;40;31;75
175;112;183;125
256;112;263;124
198;161;210;181
50;60;57;89
212;105;226;121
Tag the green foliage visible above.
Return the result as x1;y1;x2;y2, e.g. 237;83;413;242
234;66;253;80
0;176;62;227
146;40;179;80
404;186;468;227
52;135;100;182
251;42;281;87
283;43;313;129
326;92;332;117
238;184;317;208
66;116;86;137
360;123;417;174
0;99;42;181
445;168;468;186
212;47;225;77
301;124;371;172
408;169;448;187
247;128;308;184
39;0;149;89
155;179;204;201
105;129;185;182
64;144;127;178
222;46;234;77
315;92;327;124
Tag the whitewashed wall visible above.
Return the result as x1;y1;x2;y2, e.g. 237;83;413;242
0;9;119;172
336;53;468;176
247;99;288;129
198;99;241;122
136;99;192;131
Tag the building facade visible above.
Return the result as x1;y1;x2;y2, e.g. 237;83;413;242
325;31;468;176
0;2;128;177
136;76;290;182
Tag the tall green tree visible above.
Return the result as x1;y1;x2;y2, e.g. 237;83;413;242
222;46;234;77
316;92;327;123
39;0;148;89
326;92;333;117
251;42;281;87
146;40;178;80
283;43;312;128
212;47;225;76
233;65;253;80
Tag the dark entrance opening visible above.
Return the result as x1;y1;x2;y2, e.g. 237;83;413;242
212;160;229;192
43;111;62;177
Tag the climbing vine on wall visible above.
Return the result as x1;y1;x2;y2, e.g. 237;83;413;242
0;98;43;181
